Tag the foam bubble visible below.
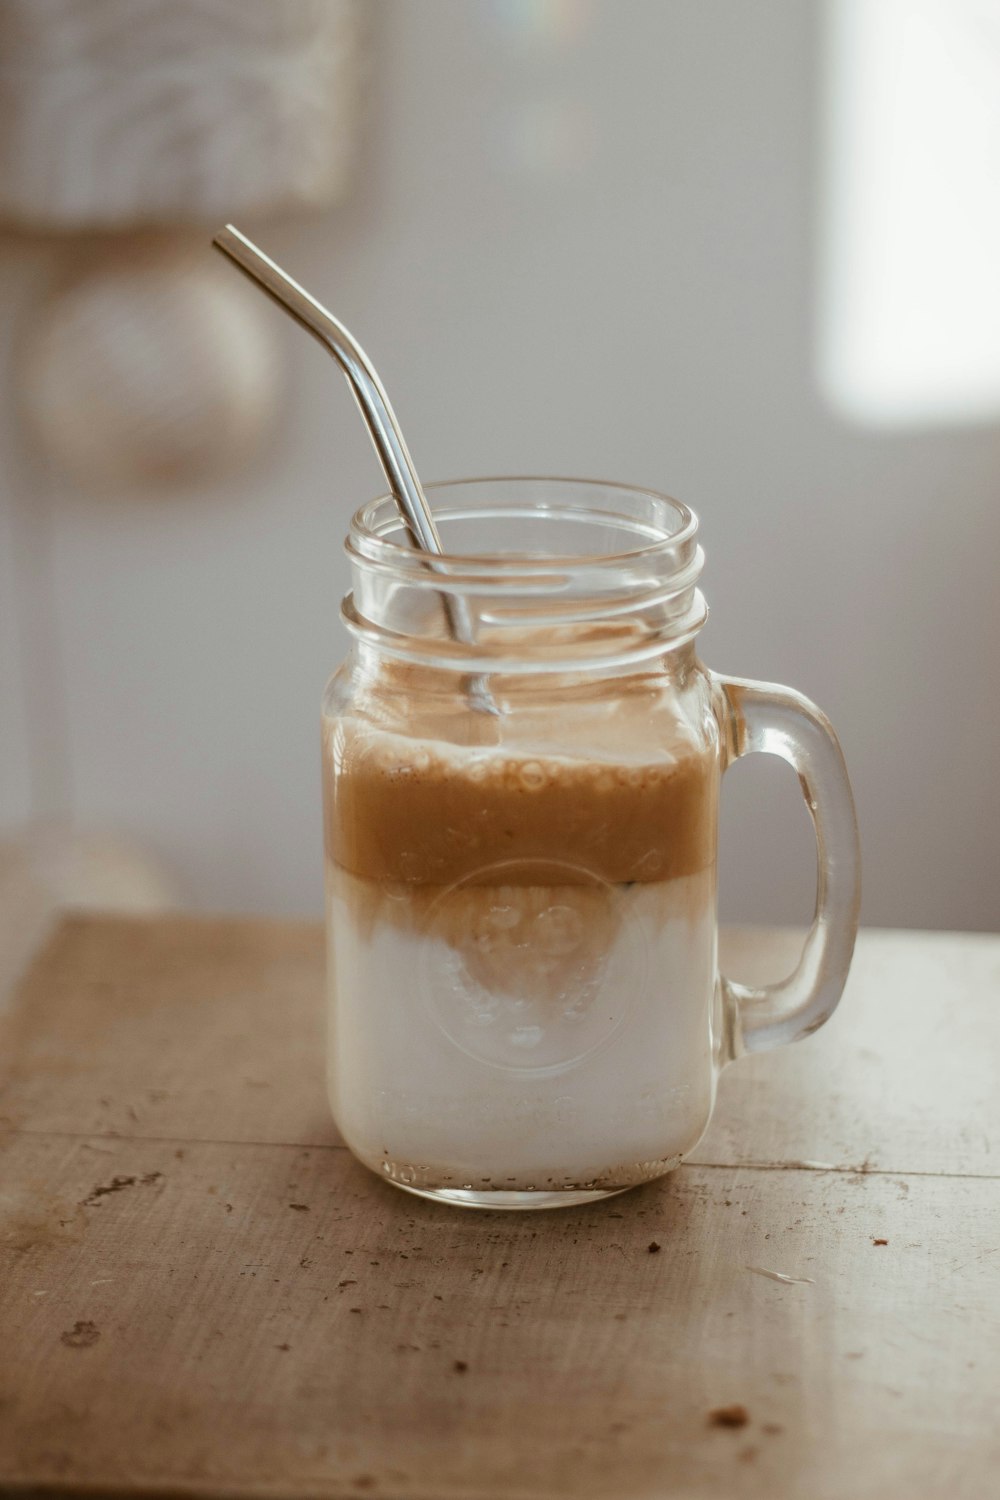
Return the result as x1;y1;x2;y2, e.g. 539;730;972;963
519;760;546;791
509;1025;545;1050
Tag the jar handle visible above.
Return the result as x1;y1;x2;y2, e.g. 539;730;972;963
713;675;861;1058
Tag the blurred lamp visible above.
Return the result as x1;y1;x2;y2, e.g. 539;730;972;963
0;0;361;488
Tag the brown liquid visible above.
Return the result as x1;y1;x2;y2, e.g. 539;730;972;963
324;712;716;887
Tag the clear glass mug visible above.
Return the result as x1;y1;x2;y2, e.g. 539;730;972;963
322;479;860;1209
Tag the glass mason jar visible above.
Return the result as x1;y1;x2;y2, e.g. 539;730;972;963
322;478;860;1210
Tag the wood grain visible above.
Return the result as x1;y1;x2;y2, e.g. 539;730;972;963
0;914;337;1148
3;916;998;1173
3;1137;998;1498
701;926;1000;1175
1;915;999;1498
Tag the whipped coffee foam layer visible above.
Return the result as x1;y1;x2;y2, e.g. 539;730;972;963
325;720;716;886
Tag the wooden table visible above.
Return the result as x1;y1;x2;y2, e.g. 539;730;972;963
1;917;998;1498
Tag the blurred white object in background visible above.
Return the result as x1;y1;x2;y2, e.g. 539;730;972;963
821;0;1000;425
22;245;279;488
0;0;361;227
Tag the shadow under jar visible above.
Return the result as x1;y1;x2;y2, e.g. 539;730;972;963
322;478;860;1209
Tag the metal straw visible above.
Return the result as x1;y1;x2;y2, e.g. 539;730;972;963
211;224;497;715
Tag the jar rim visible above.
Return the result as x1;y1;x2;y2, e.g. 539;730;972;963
348;475;699;571
343;476;706;670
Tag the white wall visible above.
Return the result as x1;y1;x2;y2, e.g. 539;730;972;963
2;0;998;931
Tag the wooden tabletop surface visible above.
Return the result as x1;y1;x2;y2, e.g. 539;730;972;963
1;916;998;1499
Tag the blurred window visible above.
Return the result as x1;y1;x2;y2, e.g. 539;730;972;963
820;0;1000;425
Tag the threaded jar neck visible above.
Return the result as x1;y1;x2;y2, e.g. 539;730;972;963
343;476;706;675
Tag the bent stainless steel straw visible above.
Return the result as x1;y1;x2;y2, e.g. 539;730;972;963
212;224;497;715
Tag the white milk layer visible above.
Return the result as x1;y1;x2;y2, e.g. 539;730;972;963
326;865;719;1193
